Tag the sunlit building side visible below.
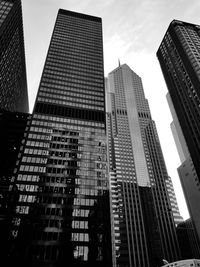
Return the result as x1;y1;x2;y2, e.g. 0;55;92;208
106;63;180;267
165;175;183;226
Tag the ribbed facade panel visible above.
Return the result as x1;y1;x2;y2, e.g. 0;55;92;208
107;64;180;267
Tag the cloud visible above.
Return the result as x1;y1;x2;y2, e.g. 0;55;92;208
104;33;134;74
103;0;200;56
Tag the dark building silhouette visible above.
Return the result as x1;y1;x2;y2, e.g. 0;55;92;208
176;218;200;259
106;64;180;267
157;19;200;243
0;109;30;265
0;0;29;112
139;187;164;267
0;109;30;183
8;9;112;267
0;1;29;264
157;19;200;181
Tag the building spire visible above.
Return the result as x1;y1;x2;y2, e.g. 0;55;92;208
118;58;121;67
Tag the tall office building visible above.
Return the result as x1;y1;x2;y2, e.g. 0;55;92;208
157;19;200;186
157;19;200;243
8;9;112;267
106;63;180;267
0;0;29;112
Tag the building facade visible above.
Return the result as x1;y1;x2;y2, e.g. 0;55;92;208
157;20;200;243
106;63;180;267
0;0;29;112
165;175;183;226
157;19;200;189
176;218;200;259
8;9;112;267
167;89;200;243
0;109;30;264
166;92;190;164
178;158;200;244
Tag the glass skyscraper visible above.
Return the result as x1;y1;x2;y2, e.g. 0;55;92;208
157;19;200;246
106;63;180;267
157;19;200;187
8;9;112;267
0;0;29;113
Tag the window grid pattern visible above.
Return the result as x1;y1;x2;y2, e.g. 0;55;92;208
107;64;180;266
10;9;112;266
0;0;28;113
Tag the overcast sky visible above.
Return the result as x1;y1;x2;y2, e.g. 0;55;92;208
21;0;200;220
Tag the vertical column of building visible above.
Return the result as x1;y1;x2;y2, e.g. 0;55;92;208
0;0;29;264
144;121;180;262
9;9;112;267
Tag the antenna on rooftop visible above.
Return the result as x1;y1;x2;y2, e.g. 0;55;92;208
118;58;121;67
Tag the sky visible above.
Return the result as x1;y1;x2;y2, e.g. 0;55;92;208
21;0;200;220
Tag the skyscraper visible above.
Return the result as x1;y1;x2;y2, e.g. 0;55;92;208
106;63;180;267
157;19;200;186
8;9;112;267
157;19;200;243
0;0;29;112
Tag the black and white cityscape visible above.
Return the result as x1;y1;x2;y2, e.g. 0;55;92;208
1;1;200;267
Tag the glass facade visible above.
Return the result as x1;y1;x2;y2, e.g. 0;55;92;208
157;19;200;247
0;0;13;27
0;0;29;113
106;64;180;267
8;9;112;267
0;109;30;264
157;20;200;186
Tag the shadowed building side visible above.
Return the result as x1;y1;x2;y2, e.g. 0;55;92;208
157;20;200;245
0;0;29;113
